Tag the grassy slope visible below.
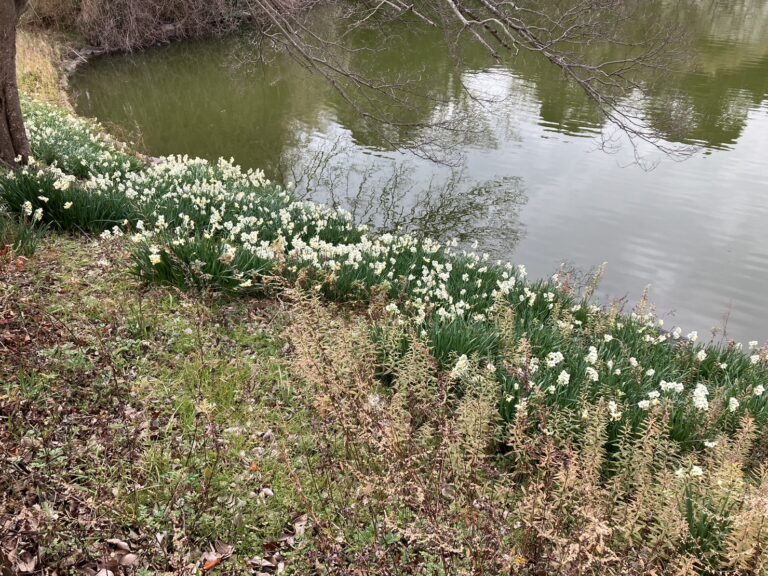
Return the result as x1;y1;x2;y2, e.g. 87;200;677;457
2;236;309;573
16;30;61;104
4;236;767;575
0;236;524;575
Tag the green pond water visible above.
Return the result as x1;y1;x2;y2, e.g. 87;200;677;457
70;1;768;343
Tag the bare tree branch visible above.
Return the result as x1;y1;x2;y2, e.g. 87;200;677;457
243;0;691;161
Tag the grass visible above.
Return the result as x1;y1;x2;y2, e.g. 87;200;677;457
16;30;62;105
4;238;768;574
1;236;316;573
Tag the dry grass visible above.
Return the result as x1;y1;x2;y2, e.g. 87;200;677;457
24;0;316;53
23;0;80;30
76;0;251;51
282;294;768;575
283;296;516;573
16;30;62;104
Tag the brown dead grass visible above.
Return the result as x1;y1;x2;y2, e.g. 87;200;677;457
282;293;768;575
24;0;81;30
16;30;62;104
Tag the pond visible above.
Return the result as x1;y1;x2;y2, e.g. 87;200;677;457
69;1;768;344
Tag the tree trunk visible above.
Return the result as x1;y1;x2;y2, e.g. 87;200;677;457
0;0;30;168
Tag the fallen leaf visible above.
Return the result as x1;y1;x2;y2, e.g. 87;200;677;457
248;557;275;568
293;514;308;537
105;538;130;552
119;553;139;567
14;256;28;272
214;542;234;557
16;553;37;574
202;557;221;572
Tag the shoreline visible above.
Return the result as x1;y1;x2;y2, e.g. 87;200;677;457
14;30;760;353
5;22;768;576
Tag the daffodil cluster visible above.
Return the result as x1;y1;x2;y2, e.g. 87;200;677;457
6;99;767;443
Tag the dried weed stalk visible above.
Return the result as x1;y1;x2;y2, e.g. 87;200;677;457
284;293;768;575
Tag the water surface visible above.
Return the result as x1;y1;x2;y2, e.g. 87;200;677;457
70;1;768;342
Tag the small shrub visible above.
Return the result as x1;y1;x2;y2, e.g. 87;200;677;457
23;0;80;30
76;0;251;51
